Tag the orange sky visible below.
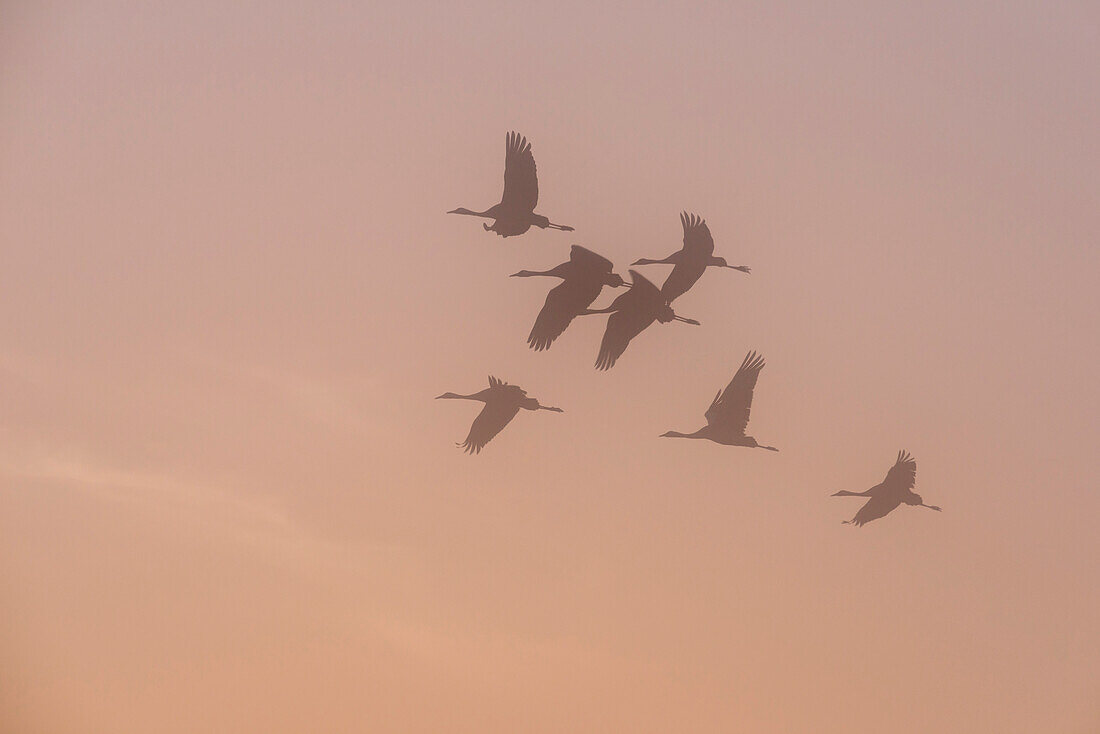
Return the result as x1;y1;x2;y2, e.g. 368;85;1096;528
1;1;1098;732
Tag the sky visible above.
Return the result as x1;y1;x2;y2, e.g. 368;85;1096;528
1;1;1098;732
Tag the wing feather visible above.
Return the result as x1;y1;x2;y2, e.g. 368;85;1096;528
846;494;904;527
594;270;663;370
501;131;538;213
704;351;765;434
681;211;714;257
528;281;584;351
569;245;614;274
595;310;654;370
883;450;917;491
459;399;522;454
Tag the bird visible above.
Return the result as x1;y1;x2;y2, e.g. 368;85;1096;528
511;245;628;351
832;450;942;527
436;375;563;454
447;131;575;237
631;212;750;303
659;350;778;450
577;270;700;370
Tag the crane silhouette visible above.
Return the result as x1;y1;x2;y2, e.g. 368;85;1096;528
436;376;563;454
631;212;750;303
577;270;700;370
511;245;628;351
448;132;575;237
832;450;942;526
660;351;778;450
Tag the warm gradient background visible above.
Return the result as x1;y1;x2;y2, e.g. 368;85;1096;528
2;1;1098;732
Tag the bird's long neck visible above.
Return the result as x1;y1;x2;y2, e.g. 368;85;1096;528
436;391;486;402
447;207;492;218
512;263;570;279
634;253;679;266
662;428;708;439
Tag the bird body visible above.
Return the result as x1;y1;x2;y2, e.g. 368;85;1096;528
578;270;700;370
660;351;777;450
448;132;574;237
436;376;562;454
632;212;750;302
832;451;942;526
512;245;626;351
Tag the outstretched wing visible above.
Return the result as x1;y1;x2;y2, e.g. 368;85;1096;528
882;450;917;491
569;245;614;275
659;262;705;303
627;269;662;302
595;310;654;371
501;131;538;213
846;494;904;527
594;270;665;370
459;399;522;454
704;351;765;434
528;281;583;351
681;211;714;257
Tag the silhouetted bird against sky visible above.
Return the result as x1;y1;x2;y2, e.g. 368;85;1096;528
436;376;563;454
632;212;750;303
578;270;699;370
512;245;627;351
660;351;778;450
448;132;574;237
832;451;942;526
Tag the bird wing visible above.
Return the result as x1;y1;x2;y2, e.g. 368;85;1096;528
659;261;705;303
882;450;917;491
459;399;522;454
501;131;538;213
847;493;904;527
569;245;614;274
680;211;714;257
527;280;588;351
704;351;765;433
595;309;653;371
627;269;663;302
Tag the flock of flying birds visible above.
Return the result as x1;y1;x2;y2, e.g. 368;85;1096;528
440;132;941;527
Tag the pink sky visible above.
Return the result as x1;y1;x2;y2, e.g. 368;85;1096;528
1;1;1098;732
